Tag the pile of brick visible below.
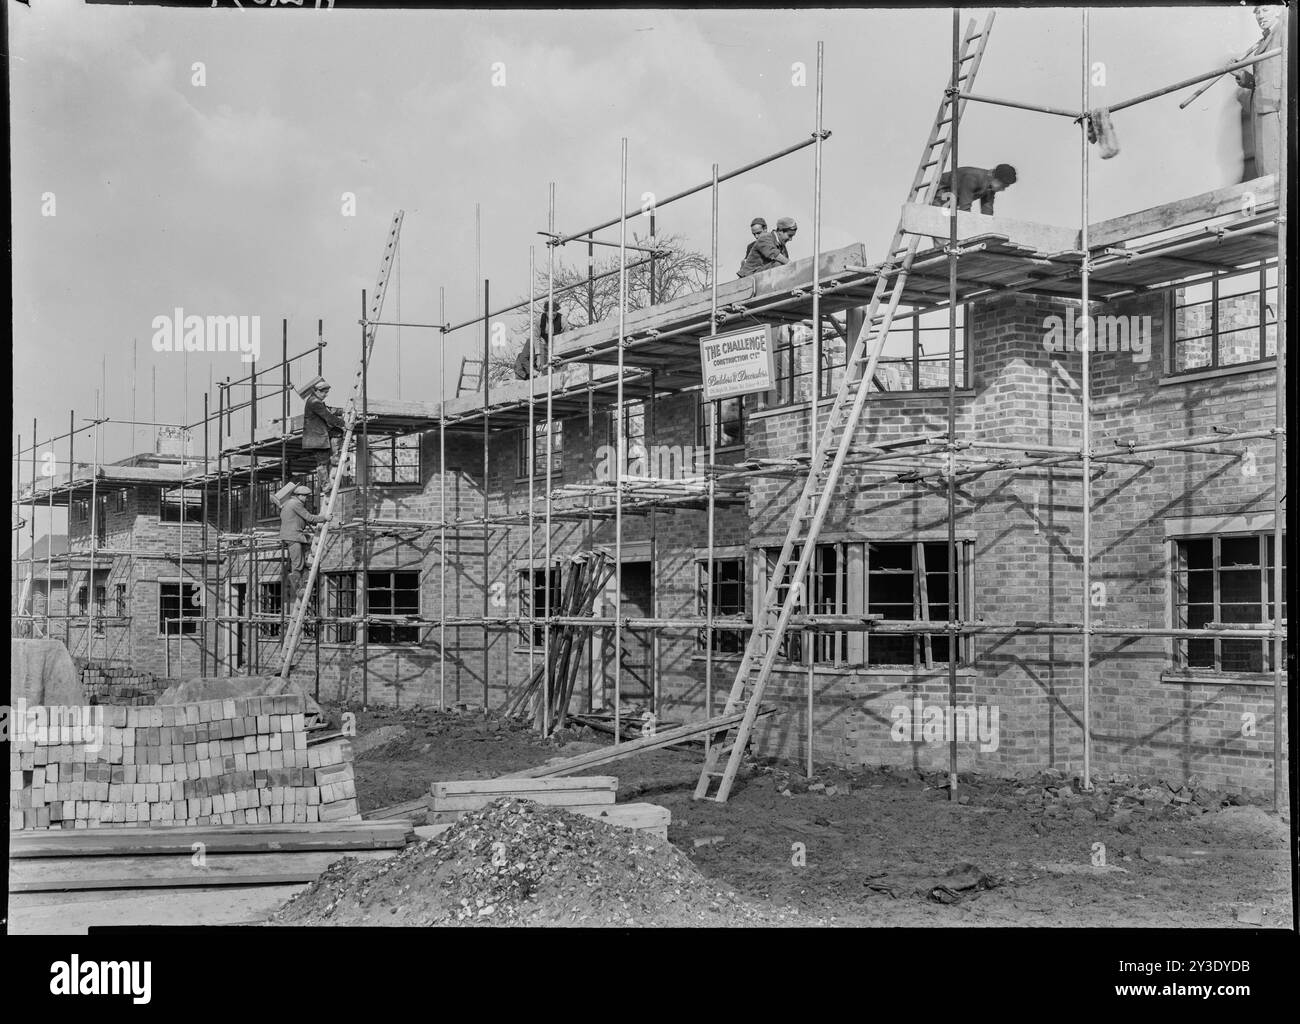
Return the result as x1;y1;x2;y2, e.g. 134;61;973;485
9;694;359;831
81;666;170;706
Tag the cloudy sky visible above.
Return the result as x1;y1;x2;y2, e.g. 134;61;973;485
11;1;1265;500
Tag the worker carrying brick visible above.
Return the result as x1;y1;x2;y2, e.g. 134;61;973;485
296;375;347;492
276;483;328;604
932;164;1018;214
515;300;564;379
737;217;797;278
1233;5;1287;180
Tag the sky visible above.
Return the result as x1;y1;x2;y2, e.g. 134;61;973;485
9;1;1269;537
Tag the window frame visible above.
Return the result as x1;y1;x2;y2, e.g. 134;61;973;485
1166;260;1278;377
609;401;647;477
367;433;422;487
517;565;564;648
158;580;202;637
256;579;283;639
697;394;746;451
159;486;204;525
752;539;972;668
758;307;971;410
517;419;564;480
366;569;420;645
322;571;357;644
695;555;748;653
1171;531;1285;674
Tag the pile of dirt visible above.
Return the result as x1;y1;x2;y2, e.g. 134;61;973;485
273;798;815;927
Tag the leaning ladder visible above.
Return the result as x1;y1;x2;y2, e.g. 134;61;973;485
277;210;405;679
694;13;996;802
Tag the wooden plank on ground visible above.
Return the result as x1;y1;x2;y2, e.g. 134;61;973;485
363;796;431;820
431;775;617;808
419;802;671;840
9;848;399;893
8;885;306;934
10;821;412;858
503;708;776;779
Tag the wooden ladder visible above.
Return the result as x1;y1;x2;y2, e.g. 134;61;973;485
456;357;484;397
693;13;996;802
276;210;405;679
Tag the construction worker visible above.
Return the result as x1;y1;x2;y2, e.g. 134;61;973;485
1233;5;1287;180
737;217;797;278
736;217;768;274
297;375;346;492
515;300;564;379
932;164;1018;214
278;483;327;605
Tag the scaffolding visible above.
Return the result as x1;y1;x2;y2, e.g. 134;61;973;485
11;8;1288;810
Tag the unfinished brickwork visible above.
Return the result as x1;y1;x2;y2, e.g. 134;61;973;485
31;251;1283;797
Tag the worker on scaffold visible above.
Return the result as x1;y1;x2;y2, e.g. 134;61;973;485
515;299;564;379
1233;5;1287;180
276;483;328;607
297;375;347;493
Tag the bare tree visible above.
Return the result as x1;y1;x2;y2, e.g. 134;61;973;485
487;232;710;383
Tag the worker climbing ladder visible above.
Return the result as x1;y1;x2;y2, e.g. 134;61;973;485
277;210;405;679
694;13;996;802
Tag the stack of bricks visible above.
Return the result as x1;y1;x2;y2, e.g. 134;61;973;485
9;694;360;830
81;667;170;706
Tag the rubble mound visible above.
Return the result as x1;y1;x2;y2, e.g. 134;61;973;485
273;798;811;927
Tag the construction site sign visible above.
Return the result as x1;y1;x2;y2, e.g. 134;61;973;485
700;324;776;400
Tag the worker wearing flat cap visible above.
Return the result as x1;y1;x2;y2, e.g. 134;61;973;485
1233;5;1288;180
297;375;347;492
278;483;328;603
737;217;797;278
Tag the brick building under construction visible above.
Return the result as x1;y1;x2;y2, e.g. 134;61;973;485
13;13;1288;802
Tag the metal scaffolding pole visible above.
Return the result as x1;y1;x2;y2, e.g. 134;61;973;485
1270;43;1287;815
202;392;210;676
249;357;258;675
807;39;825;781
361;289;370;706
586;235;596;713
544;185;557;735
217;380;227;674
946;9;961;800
527;249;537;720
439;290;447;709
29;420;36;631
704;162;719;755
280;320;288;647
614;140;628;745
482;278;491;712
1079;10;1094;791
66;411;73;654
649;368;659;720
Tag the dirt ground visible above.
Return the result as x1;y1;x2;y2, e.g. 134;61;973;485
340;704;1295;928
